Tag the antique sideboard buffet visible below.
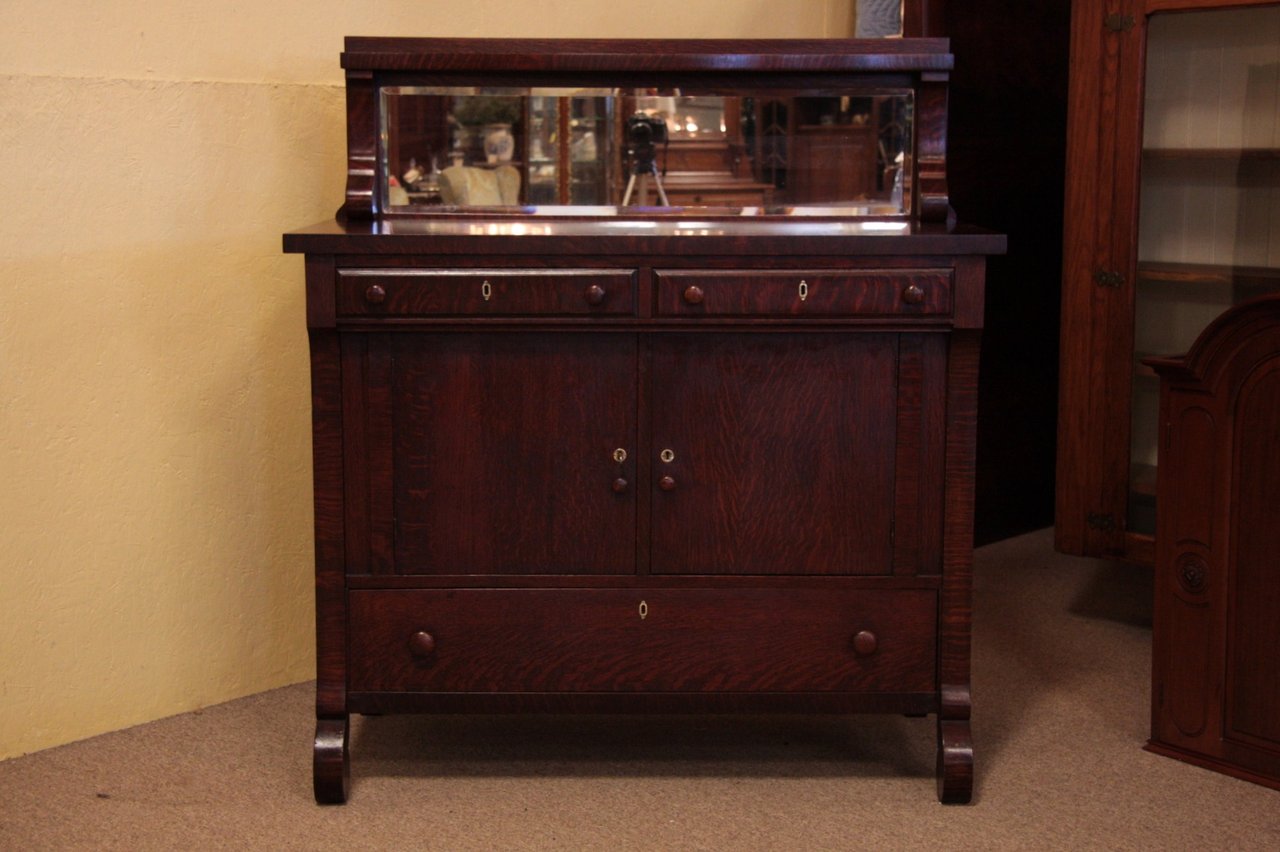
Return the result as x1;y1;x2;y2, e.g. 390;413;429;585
284;37;1003;804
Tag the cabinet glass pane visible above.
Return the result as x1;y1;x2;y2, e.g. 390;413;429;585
379;87;913;216
1133;5;1280;534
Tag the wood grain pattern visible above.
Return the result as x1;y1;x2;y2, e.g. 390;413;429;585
347;588;937;693
1227;364;1280;749
1148;294;1280;791
378;333;638;575
308;325;346;720
341;37;954;73
649;333;898;575
339;70;377;221
655;269;952;317
337;269;636;317
1056;0;1277;561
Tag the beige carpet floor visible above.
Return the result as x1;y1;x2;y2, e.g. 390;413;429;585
2;528;1278;850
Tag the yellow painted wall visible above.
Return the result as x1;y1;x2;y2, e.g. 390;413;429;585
0;1;853;760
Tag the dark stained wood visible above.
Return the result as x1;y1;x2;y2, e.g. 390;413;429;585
1055;0;1276;562
654;269;952;317
1146;295;1280;791
286;219;1004;258
649;333;898;575
287;36;1000;805
312;717;349;805
338;70;377;221
348;588;937;693
347;690;939;715
341;37;954;73
372;332;638;575
336;269;636;317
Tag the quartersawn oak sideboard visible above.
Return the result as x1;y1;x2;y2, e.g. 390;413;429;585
284;37;1004;804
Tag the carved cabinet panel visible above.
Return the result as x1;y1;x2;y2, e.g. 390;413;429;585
1147;295;1280;791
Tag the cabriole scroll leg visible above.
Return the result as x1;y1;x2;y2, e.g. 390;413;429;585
936;685;973;804
314;715;350;804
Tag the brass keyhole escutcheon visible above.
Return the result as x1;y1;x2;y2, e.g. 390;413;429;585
481;280;493;301
638;600;648;620
660;449;675;463
798;279;809;301
613;448;627;463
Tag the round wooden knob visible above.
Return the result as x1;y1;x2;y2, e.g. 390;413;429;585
365;283;387;304
585;284;606;306
612;477;629;493
408;631;436;659
683;285;705;305
659;475;677;492
901;284;925;305
852;630;878;657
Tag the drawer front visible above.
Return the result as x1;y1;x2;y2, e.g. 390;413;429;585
656;269;952;317
348;588;937;694
337;269;636;317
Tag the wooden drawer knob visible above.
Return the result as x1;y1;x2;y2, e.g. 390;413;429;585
683;285;705;305
659;475;677;492
901;284;925;305
612;477;629;493
408;631;436;660
365;283;387;304
585;284;606;305
853;630;878;657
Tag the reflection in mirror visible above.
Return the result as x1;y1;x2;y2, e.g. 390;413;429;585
380;87;913;217
856;0;904;38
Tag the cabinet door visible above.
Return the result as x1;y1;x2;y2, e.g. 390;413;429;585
348;332;637;574
650;333;899;574
1057;0;1280;561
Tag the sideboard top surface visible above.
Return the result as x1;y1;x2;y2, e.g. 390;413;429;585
341;37;954;73
283;218;1005;257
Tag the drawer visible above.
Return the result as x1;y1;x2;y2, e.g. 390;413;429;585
348;588;937;694
655;269;952;317
337;269;636;317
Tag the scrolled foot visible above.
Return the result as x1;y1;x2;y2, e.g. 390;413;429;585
936;718;973;804
314;716;350;804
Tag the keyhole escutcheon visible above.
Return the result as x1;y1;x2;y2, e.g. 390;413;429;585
638;600;648;620
798;279;809;301
481;280;493;301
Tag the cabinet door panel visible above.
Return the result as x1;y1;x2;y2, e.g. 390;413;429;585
651;333;898;574
364;333;637;574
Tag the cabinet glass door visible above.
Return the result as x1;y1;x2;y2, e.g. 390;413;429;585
1132;5;1280;534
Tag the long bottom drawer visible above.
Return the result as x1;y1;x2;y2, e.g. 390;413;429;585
348;588;937;694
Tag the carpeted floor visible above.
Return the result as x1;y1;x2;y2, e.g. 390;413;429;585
2;528;1278;850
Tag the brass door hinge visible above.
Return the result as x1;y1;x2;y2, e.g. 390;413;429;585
1094;268;1125;288
1105;13;1135;32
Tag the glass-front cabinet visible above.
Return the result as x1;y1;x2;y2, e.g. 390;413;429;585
1131;6;1280;533
1057;0;1280;562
